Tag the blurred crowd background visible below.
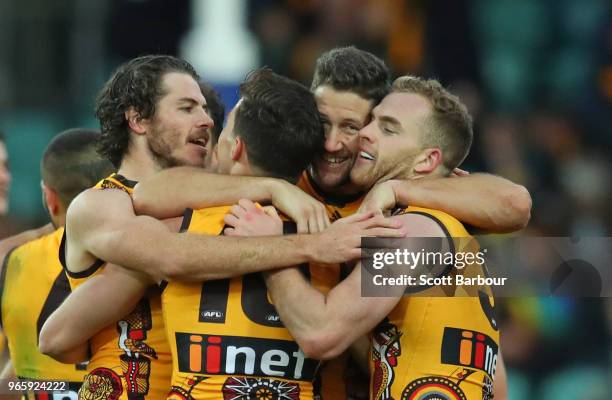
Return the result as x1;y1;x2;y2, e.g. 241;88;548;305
0;0;610;398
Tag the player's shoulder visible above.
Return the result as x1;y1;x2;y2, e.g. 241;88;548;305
0;225;60;268
68;187;134;224
3;228;63;275
9;227;62;254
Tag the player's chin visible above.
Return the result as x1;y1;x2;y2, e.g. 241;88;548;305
181;150;207;168
350;168;373;189
317;169;350;190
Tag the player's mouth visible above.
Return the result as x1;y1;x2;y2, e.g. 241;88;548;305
359;150;375;161
316;153;351;169
188;137;208;153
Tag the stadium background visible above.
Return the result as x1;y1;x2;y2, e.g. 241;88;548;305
0;0;609;398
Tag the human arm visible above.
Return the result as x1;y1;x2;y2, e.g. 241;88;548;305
360;174;532;233
494;351;508;400
39;263;153;362
0;360;20;400
132;166;329;232
262;213;445;359
67;188;402;282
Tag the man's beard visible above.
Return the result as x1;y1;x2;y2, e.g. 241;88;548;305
147;128;183;169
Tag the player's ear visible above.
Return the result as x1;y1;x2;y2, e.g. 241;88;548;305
231;137;244;161
41;181;60;216
414;148;443;175
125;107;147;135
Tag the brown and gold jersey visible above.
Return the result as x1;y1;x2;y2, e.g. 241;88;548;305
369;206;499;400
164;206;342;399
0;228;85;398
62;173;172;400
298;171;371;399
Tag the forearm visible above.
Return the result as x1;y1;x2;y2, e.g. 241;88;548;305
158;233;318;282
39;266;149;358
393;174;531;232
133;167;279;218
86;211;321;282
265;268;342;358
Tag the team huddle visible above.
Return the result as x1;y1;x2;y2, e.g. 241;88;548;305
0;47;531;399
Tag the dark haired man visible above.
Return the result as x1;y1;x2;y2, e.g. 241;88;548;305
0;128;115;398
306;46;390;197
161;68;397;398
131;47;523;397
298;47;530;230
231;76;502;400
198;81;225;170
40;58;392;399
135;46;529;233
0;131;56;378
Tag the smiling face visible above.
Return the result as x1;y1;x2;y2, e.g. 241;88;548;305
309;85;373;193
351;92;433;189
145;72;214;168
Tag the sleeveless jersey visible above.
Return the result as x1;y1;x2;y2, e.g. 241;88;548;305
369;206;499;400
163;206;342;399
298;171;368;399
0;228;85;398
62;173;172;400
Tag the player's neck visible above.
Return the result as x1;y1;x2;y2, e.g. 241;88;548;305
117;151;161;183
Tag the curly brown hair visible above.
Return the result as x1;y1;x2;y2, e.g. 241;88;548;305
392;76;473;172
95;55;199;167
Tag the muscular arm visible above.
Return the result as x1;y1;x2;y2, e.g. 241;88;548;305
67;188;393;282
39;263;153;361
265;213;445;360
494;351;508;400
132;167;329;232
362;174;532;233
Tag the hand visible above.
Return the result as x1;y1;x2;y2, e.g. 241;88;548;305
451;168;470;178
359;180;398;213
269;180;330;233
310;211;406;264
224;199;283;237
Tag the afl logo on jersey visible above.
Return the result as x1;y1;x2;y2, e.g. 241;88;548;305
201;310;224;320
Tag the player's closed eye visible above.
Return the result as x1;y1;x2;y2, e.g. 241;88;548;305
343;124;360;134
381;124;396;135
